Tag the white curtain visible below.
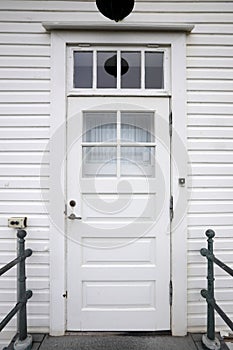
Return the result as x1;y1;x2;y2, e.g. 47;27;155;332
83;112;155;177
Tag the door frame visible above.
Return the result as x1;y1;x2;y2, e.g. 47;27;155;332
44;22;193;336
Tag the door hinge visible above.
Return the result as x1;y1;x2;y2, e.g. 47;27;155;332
170;195;174;221
169;280;173;306
169;111;173;137
63;291;68;299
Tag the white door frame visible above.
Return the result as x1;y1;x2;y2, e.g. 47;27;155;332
44;22;193;336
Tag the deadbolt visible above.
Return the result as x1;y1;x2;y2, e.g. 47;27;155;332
69;200;76;208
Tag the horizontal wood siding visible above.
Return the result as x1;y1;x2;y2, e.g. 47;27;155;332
0;5;50;346
186;0;233;331
0;0;232;345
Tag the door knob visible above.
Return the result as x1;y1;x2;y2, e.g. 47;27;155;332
67;213;82;220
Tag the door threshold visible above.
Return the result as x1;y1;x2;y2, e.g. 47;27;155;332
65;331;171;337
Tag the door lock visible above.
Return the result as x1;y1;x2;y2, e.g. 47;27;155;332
69;200;76;208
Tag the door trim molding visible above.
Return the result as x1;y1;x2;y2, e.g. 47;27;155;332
49;29;188;336
43;21;194;33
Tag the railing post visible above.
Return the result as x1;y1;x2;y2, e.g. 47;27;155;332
13;230;32;350
201;229;220;350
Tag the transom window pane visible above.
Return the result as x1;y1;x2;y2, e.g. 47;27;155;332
73;49;166;91
121;52;141;89
73;52;93;88
97;51;117;89
145;52;164;89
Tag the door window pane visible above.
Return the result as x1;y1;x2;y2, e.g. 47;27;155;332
145;52;164;89
121;112;154;143
83;112;117;142
83;147;117;177
121;146;155;177
97;51;117;88
121;52;141;89
74;52;93;88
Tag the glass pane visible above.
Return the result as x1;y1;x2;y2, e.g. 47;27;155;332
121;146;155;177
121;52;141;89
83;112;117;142
74;52;93;88
83;147;117;177
97;51;117;88
121;112;154;143
145;52;164;89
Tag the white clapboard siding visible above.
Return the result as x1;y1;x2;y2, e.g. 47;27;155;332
0;1;232;345
187;68;233;80
189;189;233;201
0;16;51;346
0;189;49;201
0;80;50;91
188;116;233;127
189;176;233;188
0;117;50;127
0;177;49;189
0;57;50;68
0;68;50;79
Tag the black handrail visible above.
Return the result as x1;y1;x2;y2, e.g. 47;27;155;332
200;229;233;350
0;229;33;350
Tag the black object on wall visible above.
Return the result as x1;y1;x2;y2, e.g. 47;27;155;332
96;0;135;22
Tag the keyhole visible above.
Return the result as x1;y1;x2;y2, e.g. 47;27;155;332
69;200;76;208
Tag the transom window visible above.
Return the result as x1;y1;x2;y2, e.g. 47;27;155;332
82;111;156;178
68;47;170;94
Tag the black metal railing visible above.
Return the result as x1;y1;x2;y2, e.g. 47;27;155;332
200;229;233;350
0;229;33;350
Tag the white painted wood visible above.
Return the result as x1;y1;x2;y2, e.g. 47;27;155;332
43;21;194;32
67;96;170;331
49;31;66;336
1;0;232;342
1;1;233;13
0;103;50;115
188;81;233;91
0;189;48;201
0;33;50;45
0;127;49;139
187;68;233;80
0;92;50;103
0;45;50;56
188;46;233;57
0;68;50;79
0;80;50;91
0;116;50;127
49;29;188;336
188;116;233;127
0;57;50;68
0;177;49;189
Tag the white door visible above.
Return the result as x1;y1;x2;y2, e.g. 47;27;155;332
66;96;170;331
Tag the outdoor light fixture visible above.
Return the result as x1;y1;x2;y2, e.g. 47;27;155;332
104;54;129;77
96;0;135;22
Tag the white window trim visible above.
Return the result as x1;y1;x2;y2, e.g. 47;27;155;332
67;46;171;96
45;23;192;337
